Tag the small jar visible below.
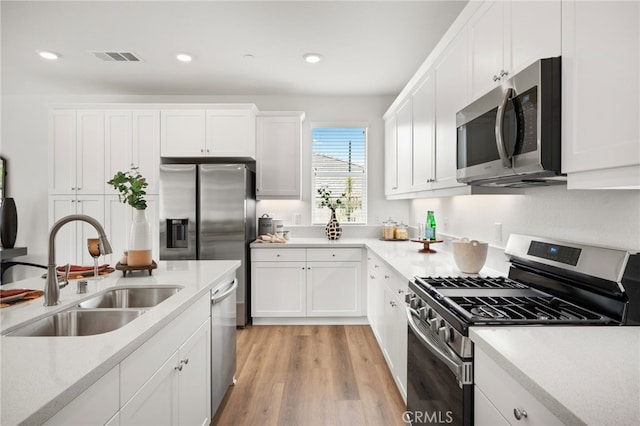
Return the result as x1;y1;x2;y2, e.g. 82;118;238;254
382;218;397;240
394;222;409;240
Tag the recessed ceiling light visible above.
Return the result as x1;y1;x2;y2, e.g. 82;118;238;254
303;53;322;64
243;54;255;60
38;50;60;60
176;53;193;62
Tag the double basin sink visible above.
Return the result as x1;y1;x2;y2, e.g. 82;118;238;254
4;286;183;337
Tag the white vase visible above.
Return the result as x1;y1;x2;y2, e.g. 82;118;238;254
128;208;152;267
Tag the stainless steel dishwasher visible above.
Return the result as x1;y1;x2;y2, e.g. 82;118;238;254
211;278;238;417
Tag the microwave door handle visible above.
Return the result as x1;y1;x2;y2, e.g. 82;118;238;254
495;88;514;168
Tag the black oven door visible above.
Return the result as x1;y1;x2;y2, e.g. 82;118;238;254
406;307;473;426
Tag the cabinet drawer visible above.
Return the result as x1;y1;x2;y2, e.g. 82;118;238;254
307;248;362;262
120;293;210;405
251;248;306;262
383;269;408;299
475;347;562;425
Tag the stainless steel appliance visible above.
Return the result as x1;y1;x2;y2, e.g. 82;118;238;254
456;57;563;187
406;234;639;425
159;164;256;326
211;278;238;416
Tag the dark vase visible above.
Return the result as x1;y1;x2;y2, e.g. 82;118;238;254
325;210;342;240
0;197;18;248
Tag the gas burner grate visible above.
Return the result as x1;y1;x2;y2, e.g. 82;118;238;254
448;295;605;322
416;276;528;289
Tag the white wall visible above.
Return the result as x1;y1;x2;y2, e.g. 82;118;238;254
410;186;640;251
1;94;410;278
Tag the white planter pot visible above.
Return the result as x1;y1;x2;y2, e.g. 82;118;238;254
128;208;152;266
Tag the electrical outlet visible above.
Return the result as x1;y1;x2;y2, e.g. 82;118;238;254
443;216;449;230
494;222;502;243
375;216;381;224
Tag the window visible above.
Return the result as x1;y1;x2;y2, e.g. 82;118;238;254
312;127;367;224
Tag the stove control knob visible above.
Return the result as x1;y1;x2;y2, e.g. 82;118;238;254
405;293;414;304
429;318;440;332
410;298;420;309
438;326;453;343
427;308;434;320
418;307;428;320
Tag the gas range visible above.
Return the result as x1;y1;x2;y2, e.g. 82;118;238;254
405;234;639;425
409;234;638;340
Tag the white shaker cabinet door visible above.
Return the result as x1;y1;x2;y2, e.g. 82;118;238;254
433;29;468;190
256;114;302;199
49;110;77;195
468;1;506;100
562;0;640;188
76;110;105;195
306;261;361;316
177;320;211;426
120;351;180;426
160;110;206;157
132;110;161;194
251;261;306;316
411;72;436;192
206;109;255;158
104;110;133;194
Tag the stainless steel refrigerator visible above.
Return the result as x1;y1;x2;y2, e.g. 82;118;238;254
159;163;255;327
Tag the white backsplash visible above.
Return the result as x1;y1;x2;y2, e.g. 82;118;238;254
410;185;640;252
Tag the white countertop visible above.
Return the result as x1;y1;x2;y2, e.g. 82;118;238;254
0;260;240;425
254;236;640;425
251;237;503;281
471;326;640;425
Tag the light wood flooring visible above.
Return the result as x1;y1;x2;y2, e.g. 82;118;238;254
212;325;406;426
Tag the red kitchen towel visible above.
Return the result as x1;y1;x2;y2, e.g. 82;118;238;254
0;288;33;298
56;264;110;273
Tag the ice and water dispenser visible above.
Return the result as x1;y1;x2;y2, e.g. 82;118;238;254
167;218;189;248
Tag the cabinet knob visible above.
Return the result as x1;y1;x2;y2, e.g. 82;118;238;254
201;149;204;153
332;253;336;257
384;275;390;279
390;301;397;307
370;275;375;279
398;289;404;294
276;254;280;257
206;149;210;153
513;408;528;421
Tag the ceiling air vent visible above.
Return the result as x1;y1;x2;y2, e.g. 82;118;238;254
92;51;142;62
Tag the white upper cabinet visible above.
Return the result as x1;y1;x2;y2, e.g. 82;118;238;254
49;110;105;195
395;98;413;194
468;0;561;100
206;110;256;158
256;112;304;200
384;115;399;196
105;110;160;194
160;106;257;158
160;110;206;157
562;0;640;189
433;29;468;190
411;72;436;192
468;1;507;100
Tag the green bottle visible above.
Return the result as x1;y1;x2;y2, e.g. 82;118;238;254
425;211;436;240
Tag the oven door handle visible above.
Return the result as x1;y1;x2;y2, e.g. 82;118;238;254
495;88;514;169
406;307;465;382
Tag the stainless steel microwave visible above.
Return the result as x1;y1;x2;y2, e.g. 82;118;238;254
456;57;564;187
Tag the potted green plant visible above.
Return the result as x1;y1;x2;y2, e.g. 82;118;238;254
317;186;345;240
107;166;152;267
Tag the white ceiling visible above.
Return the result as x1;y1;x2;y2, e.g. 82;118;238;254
1;0;467;97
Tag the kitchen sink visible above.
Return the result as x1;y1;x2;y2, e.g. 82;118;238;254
4;309;147;337
77;286;183;309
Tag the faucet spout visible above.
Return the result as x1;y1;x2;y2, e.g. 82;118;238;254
45;214;113;306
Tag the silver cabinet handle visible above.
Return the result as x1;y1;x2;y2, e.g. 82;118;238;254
390;300;397;307
513;408;528;421
398;289;404;294
369;275;375;279
175;362;183;371
384;275;390;279
493;74;500;82
500;69;509;78
182;357;189;365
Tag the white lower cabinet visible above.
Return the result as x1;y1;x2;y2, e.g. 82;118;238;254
47;292;212;426
120;319;211;426
251;261;307;316
366;251;407;402
475;346;562;425
251;248;363;319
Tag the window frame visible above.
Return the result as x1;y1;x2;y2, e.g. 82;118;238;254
310;122;368;225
